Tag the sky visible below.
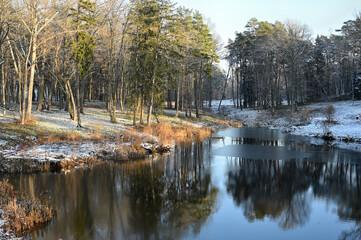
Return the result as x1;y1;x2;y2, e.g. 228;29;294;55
174;0;361;69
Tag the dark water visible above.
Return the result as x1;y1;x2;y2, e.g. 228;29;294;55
7;127;361;240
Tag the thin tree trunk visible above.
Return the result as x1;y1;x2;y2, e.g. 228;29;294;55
88;73;92;101
80;72;85;114
37;59;45;111
25;33;38;122
1;56;5;116
218;67;230;112
48;78;55;111
176;79;180;117
20;62;27;124
76;65;82;127
194;73;199;118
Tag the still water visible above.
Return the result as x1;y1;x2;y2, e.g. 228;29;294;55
8;128;361;240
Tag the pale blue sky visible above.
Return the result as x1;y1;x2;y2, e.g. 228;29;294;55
175;0;361;43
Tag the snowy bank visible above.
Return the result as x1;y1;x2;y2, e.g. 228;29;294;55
213;99;361;145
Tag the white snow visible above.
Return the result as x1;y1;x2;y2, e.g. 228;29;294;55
3;141;127;163
213;99;361;143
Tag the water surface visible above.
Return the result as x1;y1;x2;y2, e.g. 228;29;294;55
6;127;361;240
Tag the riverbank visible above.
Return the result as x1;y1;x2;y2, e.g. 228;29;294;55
0;102;239;238
214;100;361;150
0;102;237;174
0;179;53;239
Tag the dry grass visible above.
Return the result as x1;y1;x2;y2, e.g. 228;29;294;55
37;131;82;144
214;119;242;128
135;122;212;145
88;121;105;141
37;129;106;144
0;179;53;237
122;129;143;146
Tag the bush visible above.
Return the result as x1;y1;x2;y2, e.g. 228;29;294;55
322;104;336;124
299;108;314;123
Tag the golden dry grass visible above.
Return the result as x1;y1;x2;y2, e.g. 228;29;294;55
37;131;82;144
0;179;53;237
37;130;106;144
135;122;212;145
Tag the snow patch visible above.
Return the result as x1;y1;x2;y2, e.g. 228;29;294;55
212;100;361;149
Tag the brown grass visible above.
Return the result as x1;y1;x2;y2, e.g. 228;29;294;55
135;122;212;145
214;119;242;128
0;179;53;237
37;131;82;144
121;129;143;146
37;130;106;144
88;121;105;141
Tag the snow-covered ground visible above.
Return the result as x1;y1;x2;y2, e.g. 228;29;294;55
0;106;130;135
2;141;127;162
212;99;361;142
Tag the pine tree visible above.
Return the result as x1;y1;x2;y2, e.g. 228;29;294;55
70;0;96;127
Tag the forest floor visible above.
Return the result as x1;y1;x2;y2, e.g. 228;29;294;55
213;99;361;152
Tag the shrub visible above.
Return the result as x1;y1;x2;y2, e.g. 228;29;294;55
299;108;314;123
322;104;336;124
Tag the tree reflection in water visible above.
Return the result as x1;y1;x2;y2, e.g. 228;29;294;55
226;157;361;233
13;141;218;240
6;128;361;240
340;224;361;240
117;141;218;238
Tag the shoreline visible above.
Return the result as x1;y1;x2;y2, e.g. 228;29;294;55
0;106;237;239
213;100;361;152
0;103;237;174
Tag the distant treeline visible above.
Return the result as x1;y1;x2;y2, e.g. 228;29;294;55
226;16;361;114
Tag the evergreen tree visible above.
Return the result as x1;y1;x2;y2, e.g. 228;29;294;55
70;0;96;127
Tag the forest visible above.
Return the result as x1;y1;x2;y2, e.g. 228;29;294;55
226;16;361;115
0;0;360;126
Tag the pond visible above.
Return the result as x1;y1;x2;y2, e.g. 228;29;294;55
7;127;361;240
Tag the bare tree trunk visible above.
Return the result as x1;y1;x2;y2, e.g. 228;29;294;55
181;70;185;112
109;90;116;123
232;68;235;108
194;73;199;118
20;62;27;124
176;77;180;117
76;65;82;127
133;98;137;126
64;81;76;120
147;91;154;126
119;70;125;112
208;75;213;109
48;78;55;111
139;94;144;124
37;57;45;112
1;57;5;116
80;72;85;114
88;73;92;101
218;67;230;112
25;33;38;122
